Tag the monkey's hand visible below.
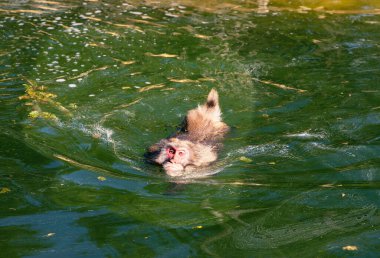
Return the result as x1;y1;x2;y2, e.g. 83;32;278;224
163;162;185;177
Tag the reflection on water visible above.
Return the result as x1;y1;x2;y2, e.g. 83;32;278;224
1;0;380;256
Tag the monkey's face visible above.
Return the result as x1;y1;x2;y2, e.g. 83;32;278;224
166;146;189;163
151;138;217;177
162;143;192;176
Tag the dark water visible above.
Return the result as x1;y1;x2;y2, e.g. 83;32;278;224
1;0;379;257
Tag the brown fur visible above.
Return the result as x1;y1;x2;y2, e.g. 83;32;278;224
145;89;229;177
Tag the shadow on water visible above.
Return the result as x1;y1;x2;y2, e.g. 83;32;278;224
1;0;380;257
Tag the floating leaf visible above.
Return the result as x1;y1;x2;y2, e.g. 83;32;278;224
97;176;106;181
68;103;77;109
43;233;56;237
113;58;136;65
28;111;40;119
0;187;11;194
120;60;136;65
252;77;307;93
22;81;72;117
239;156;252;163
198;77;216;82
169;78;198;83
117;98;142;108
104;30;121;37
110;22;143;33
138;83;165;92
126;18;165;27
194;34;211;40
70;66;109;80
28;111;58;121
342;245;358;251
145;52;178;58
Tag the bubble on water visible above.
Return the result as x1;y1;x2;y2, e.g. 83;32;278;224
68;84;77;88
56;78;66;82
285;132;326;139
89;94;95;97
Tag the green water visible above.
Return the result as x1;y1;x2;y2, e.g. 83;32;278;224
1;0;379;257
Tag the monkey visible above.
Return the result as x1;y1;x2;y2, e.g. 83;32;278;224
145;88;229;177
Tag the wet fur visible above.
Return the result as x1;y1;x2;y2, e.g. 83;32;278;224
146;89;229;176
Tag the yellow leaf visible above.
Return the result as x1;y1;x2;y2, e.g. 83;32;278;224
121;60;136;65
145;52;178;58
239;156;252;163
169;78;198;83
97;176;106;181
0;187;11;194
28;111;40;119
342;245;358;251
138;83;165;92
43;233;56;237
194;34;211;40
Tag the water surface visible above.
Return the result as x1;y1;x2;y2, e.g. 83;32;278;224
1;0;379;257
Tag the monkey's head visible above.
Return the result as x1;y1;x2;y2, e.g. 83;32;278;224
152;138;217;177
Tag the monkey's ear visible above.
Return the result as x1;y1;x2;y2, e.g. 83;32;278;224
148;144;160;153
144;145;161;163
145;139;169;164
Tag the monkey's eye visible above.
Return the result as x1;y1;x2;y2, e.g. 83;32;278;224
168;148;175;154
178;150;185;156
